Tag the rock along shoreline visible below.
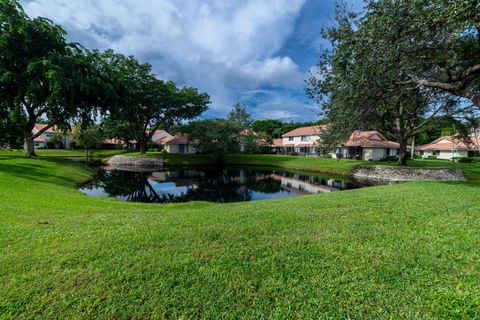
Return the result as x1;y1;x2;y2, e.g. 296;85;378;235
107;155;163;171
353;165;465;185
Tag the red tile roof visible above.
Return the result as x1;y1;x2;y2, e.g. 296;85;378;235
33;136;46;142
343;131;399;148
34;123;56;133
156;133;198;145
416;136;480;151
282;125;329;137
272;139;284;147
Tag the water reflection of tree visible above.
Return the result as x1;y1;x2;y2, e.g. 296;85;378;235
89;170;165;202
241;169;282;193
84;167;334;204
182;169;251;203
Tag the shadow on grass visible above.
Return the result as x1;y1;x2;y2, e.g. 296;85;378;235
0;158;90;188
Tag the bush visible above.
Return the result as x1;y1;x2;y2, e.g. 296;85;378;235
426;156;438;160
455;157;475;163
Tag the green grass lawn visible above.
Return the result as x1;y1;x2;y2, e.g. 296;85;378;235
1;153;480;318
128;152;363;174
0;149;126;160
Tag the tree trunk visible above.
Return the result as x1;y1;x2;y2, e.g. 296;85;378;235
410;136;415;160
139;143;146;154
25;137;36;157
398;137;408;165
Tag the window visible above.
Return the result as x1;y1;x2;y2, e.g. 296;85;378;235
433;150;440;156
301;136;308;142
178;144;186;153
288;137;294;141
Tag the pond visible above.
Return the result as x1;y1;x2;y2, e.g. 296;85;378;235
80;166;361;204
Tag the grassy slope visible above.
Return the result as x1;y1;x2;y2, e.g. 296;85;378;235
0;149;126;160
1;155;480;318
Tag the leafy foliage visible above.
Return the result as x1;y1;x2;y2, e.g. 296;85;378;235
99;51;210;153
307;0;479;164
227;102;252;129
183;119;241;163
0;0;108;156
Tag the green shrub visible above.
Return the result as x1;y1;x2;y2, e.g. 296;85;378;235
455;157;475;163
426;156;438;160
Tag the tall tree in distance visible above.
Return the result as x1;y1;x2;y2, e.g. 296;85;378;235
227;102;252;129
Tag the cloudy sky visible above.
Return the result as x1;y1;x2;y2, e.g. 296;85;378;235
22;0;364;121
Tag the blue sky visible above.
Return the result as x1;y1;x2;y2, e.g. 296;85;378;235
23;0;364;121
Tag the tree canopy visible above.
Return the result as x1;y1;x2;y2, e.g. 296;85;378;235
0;0;109;156
307;0;479;164
227;102;252;129
100;51;210;153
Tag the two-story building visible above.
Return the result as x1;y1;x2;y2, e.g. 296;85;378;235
28;124;72;149
273;126;400;161
279;125;329;156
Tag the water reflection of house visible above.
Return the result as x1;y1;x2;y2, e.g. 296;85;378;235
270;173;348;193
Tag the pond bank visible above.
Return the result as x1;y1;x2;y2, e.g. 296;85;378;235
353;165;465;183
107;155;163;171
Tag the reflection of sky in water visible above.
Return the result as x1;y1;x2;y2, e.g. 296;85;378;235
148;180;191;197
250;189;296;201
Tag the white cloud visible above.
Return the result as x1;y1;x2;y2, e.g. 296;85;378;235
241;90;319;121
22;0;307;115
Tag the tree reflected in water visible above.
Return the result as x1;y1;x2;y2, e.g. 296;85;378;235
81;167;358;203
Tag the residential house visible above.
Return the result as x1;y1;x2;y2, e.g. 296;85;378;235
335;130;399;161
279;125;329;156
27;124;72;149
415;136;480;160
155;133;198;154
151;130;171;143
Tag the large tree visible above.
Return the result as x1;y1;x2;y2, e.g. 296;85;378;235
183;119;241;163
102;52;210;154
307;1;476;164
0;0;105;156
100;115;134;149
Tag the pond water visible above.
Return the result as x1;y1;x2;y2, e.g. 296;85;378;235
80;166;361;204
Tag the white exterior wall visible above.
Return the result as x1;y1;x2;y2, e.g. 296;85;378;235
27;127;72;149
282;134;321;147
165;144;197;154
335;147;397;161
367;148;387;161
418;150;468;160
